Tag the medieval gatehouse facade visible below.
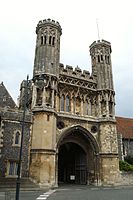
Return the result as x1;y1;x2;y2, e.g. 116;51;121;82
27;19;119;186
0;19;121;187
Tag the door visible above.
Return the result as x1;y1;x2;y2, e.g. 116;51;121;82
58;142;87;184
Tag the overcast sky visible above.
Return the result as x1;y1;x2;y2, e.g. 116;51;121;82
0;0;133;118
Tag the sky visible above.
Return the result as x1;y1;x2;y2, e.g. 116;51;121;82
0;0;133;118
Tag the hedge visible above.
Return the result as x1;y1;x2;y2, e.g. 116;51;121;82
119;160;133;171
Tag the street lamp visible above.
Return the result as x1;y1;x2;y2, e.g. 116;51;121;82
15;75;29;200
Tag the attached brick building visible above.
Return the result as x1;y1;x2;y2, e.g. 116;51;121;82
116;117;133;160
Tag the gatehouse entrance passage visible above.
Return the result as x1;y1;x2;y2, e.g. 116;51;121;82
58;142;87;185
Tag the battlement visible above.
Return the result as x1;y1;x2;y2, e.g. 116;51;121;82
59;63;95;81
90;39;111;49
36;18;62;34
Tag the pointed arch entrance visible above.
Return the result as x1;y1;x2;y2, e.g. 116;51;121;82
57;125;100;185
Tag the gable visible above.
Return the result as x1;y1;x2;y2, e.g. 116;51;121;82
0;82;17;109
116;116;133;139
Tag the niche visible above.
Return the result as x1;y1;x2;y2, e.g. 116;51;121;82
45;87;52;106
101;100;106;117
36;88;43;106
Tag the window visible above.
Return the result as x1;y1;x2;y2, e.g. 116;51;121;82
76;96;81;114
66;95;70;112
85;101;89;115
49;36;52;45
105;55;107;64
41;35;44;45
44;35;47;45
0;116;1;127
101;55;103;61
36;88;43;106
8;161;18;176
73;96;76;113
98;55;100;63
15;131;20;145
47;114;50;121
107;56;110;64
52;37;55;45
61;95;65;111
13;131;21;146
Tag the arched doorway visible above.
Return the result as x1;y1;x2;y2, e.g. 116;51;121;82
57;125;100;185
58;142;87;184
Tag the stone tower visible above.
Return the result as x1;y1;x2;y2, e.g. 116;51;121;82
33;19;62;76
90;40;115;118
29;19;119;187
30;19;62;186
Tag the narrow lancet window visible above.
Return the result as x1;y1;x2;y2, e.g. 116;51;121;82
98;55;100;63
61;95;65;111
41;36;44;45
49;36;52;45
107;56;110;64
15;131;20;145
86;101;89;115
36;88;43;106
52;37;55;45
44;35;47;45
66;95;70;112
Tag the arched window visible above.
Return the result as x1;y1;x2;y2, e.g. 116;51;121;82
52;37;55;45
66;95;70;112
101;55;103;61
13;131;21;146
44;35;47;45
41;35;44;45
73;96;76;113
76;96;81;115
109;101;113;116
85;100;89;115
98;55;100;63
107;56;110;64
15;132;20;144
49;36;52;45
36;88;43;106
61;95;65;111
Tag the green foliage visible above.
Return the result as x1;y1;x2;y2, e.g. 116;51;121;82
125;156;133;165
119;160;133;171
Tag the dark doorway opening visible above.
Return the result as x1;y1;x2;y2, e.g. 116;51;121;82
58;142;87;185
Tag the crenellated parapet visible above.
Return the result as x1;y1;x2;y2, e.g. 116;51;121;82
90;39;111;52
59;63;95;81
36;18;62;35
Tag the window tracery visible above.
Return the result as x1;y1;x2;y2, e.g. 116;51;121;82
61;95;65;111
66;95;70;112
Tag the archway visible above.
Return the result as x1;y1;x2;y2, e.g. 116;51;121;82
57;125;100;185
58;142;87;184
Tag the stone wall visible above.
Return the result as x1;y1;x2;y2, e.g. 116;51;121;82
119;172;133;185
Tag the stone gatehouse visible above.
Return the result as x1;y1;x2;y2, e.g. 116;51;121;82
27;19;119;187
0;18;120;187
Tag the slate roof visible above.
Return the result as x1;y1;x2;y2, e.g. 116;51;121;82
0;82;17;109
116;116;133;139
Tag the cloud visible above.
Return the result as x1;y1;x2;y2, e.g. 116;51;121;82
0;0;132;117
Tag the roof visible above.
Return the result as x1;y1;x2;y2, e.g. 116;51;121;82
116;116;133;139
0;82;17;109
